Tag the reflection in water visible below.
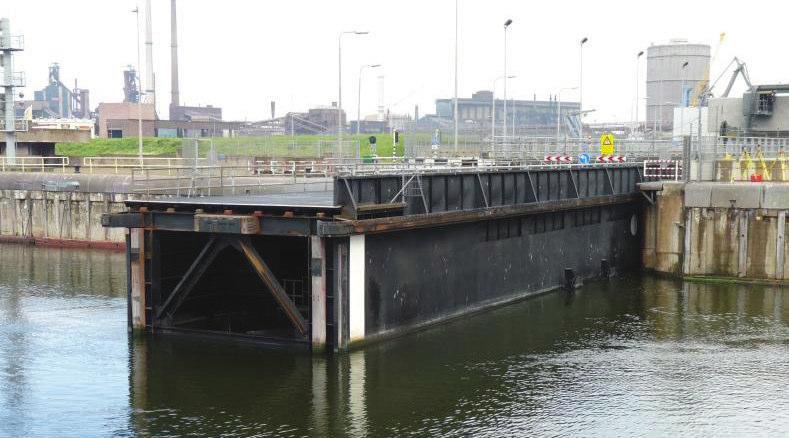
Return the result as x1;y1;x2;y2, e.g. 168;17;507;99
0;242;787;436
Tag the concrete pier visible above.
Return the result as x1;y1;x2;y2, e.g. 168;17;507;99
642;181;789;281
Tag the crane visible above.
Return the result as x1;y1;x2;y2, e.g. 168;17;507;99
716;57;753;97
689;32;726;107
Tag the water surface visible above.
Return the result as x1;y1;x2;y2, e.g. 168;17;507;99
0;243;787;437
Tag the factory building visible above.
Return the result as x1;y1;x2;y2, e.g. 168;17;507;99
96;102;238;139
707;84;789;137
646;40;710;131
15;63;91;119
435;90;579;131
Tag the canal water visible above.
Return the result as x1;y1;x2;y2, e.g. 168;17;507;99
0;243;787;437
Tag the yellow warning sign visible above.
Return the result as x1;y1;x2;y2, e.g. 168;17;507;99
600;133;615;155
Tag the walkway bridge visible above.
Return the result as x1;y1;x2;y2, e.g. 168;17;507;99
103;162;645;351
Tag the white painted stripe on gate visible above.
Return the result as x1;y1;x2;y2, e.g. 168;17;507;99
349;235;366;341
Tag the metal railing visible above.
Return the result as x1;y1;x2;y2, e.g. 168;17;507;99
82;156;210;174
129;165;334;197
643;160;683;181
0;119;30;132
0;156;69;173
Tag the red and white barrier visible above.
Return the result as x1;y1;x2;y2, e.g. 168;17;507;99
544;155;573;163
596;155;627;163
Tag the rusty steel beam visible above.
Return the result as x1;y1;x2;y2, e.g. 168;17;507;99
156;235;228;323
233;237;309;336
319;193;641;236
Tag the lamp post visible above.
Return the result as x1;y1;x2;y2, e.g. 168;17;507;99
356;64;381;135
491;75;516;144
679;61;689;139
453;0;459;153
556;86;578;145
634;50;644;137
579;37;588;114
338;31;369;147
132;6;143;164
502;19;513;144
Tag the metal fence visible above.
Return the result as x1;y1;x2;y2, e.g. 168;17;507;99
181;138;362;161
0;156;69;172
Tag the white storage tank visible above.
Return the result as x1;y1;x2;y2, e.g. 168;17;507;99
646;39;710;133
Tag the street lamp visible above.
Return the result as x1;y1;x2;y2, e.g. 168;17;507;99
356;64;381;135
491;75;516;145
680;61;689;139
556;86;578;144
579;37;588;114
132;6;143;164
634;50;644;137
502;19;513;144
338;31;369;147
453;0;459;153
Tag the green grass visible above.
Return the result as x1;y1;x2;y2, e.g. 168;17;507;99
56;138;182;157
55;133;430;158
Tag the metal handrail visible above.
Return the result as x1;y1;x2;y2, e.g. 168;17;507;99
0;156;69;173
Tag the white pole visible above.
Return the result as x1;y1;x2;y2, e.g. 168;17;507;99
503;21;511;143
357;65;363;137
357;64;381;136
556;94;562;144
338;33;344;145
680;61;688;140
556;86;578;146
453;0;459;154
338;31;369;150
491;85;496;145
144;0;155;109
579;38;588;113
635;50;643;137
134;7;143;164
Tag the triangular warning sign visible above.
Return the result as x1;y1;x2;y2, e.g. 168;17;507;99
603;137;612;146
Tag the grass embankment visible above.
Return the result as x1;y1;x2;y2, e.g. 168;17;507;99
56;133;423;158
56;138;182;157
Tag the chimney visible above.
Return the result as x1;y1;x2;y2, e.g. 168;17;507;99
170;0;179;118
377;75;385;122
144;0;155;109
271;101;275;119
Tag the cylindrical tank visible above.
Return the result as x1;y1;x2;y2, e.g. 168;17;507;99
646;40;710;133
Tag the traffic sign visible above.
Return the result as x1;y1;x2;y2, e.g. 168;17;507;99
544;155;573;163
596;155;627;163
600;133;615;155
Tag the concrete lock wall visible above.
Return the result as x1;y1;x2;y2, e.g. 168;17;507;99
0;189;131;249
645;181;789;281
642;182;686;275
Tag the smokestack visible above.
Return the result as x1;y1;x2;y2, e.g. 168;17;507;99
377;75;385;122
144;0;155;108
270;101;275;119
170;0;179;116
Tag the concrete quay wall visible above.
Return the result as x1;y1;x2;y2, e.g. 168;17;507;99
644;181;789;281
0;189;132;249
0;173;136;249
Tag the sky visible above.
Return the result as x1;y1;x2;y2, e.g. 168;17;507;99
5;0;788;123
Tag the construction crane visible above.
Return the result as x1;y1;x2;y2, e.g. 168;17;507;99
715;57;753;97
690;32;726;107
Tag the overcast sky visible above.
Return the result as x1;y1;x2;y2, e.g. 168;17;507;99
5;0;788;123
